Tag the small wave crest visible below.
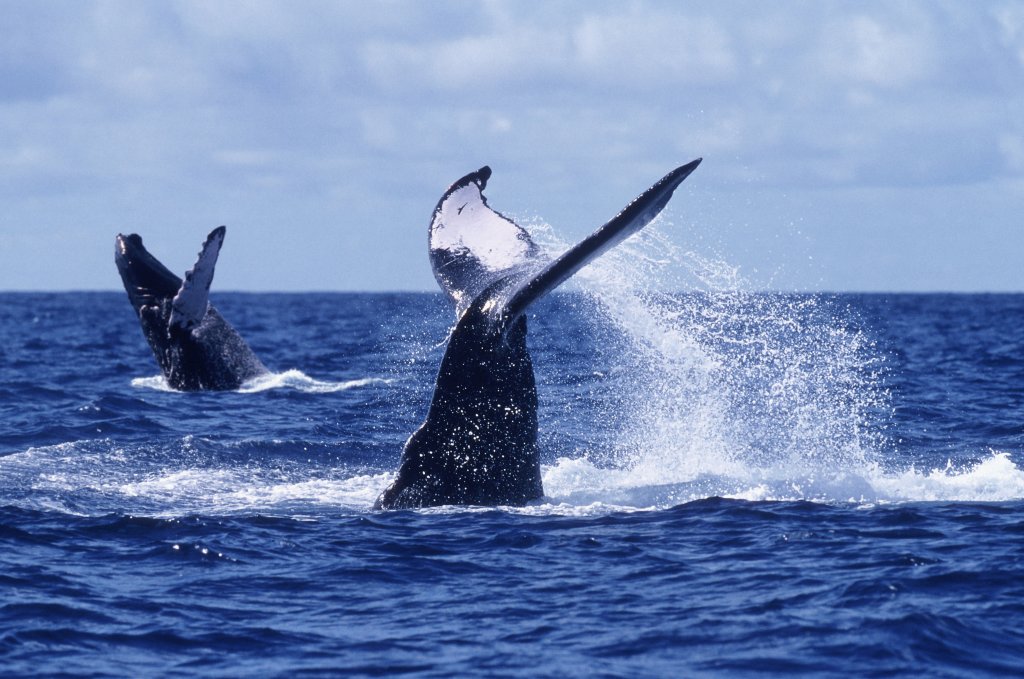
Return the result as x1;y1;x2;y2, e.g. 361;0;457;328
541;450;1024;508
238;370;390;393
130;370;389;394
869;451;1024;503
130;375;175;391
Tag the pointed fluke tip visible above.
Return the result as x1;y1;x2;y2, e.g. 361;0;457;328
673;157;702;181
652;157;702;195
441;165;493;201
466;165;491;191
464;165;491;192
205;225;227;243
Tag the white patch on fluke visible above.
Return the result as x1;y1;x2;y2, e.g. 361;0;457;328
431;182;534;273
429;176;540;314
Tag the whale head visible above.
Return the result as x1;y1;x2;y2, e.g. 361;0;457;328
115;232;182;319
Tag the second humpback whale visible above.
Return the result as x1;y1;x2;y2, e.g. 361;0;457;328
376;159;702;509
115;226;268;391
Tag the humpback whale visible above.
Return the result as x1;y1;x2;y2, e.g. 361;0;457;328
376;159;702;509
115;226;268;391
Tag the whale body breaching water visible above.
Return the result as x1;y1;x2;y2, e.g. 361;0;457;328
376;160;702;509
115;227;268;391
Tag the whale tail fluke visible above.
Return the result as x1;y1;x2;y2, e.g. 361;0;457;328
427;160;701;329
428;166;544;317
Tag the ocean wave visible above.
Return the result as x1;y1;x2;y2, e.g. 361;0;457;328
541;450;1024;508
130;370;390;394
238;370;390;393
5;437;1022;519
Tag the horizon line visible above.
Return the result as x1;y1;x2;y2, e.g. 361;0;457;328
2;288;1023;296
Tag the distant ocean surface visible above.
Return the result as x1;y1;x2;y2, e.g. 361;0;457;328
2;283;1023;673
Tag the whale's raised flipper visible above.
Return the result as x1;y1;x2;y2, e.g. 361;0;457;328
376;160;702;509
115;227;267;391
170;226;225;331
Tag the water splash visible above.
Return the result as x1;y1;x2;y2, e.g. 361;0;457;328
526;217;1024;507
130;375;177;392
528;217;890;501
869;451;1024;503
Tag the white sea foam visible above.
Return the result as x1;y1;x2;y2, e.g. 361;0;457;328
117;468;389;515
868;451;1024;503
130;370;389;394
538;450;1024;508
130;375;174;391
238;370;390;393
4;437;1023;518
0;438;391;517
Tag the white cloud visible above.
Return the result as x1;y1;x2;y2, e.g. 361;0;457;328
361;7;737;93
1;0;1023;291
995;2;1024;65
818;14;935;87
572;10;737;84
75;3;211;102
362;27;571;92
999;135;1024;172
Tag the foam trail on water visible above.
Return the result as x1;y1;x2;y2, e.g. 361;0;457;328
131;375;176;391
0;439;389;517
239;370;390;393
131;370;389;393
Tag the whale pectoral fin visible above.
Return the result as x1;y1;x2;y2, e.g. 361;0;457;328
500;159;701;323
169;226;226;331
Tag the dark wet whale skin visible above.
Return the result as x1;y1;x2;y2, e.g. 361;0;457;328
376;289;542;509
115;230;267;391
377;160;701;509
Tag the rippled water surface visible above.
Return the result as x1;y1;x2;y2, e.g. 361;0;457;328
1;285;1023;677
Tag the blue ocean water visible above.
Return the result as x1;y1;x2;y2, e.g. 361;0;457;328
2;245;1024;675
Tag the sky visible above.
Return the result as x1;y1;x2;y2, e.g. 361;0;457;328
1;0;1022;292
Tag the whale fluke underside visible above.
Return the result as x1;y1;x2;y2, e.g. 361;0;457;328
428;165;542;317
